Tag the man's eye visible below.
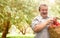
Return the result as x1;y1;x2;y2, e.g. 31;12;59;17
42;9;47;11
45;9;47;11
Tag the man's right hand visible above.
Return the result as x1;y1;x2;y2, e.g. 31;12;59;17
46;18;53;25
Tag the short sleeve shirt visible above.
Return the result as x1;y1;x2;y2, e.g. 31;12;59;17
31;15;50;38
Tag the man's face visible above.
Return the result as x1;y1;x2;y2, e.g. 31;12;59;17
40;6;48;18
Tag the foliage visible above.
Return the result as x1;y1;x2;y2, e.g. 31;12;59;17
0;0;60;35
0;0;38;34
50;0;60;17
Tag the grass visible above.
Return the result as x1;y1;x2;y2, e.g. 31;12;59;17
0;33;34;38
0;35;34;38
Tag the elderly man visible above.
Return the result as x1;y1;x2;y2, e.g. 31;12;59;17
31;4;54;38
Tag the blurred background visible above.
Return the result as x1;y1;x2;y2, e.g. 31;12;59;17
0;0;60;38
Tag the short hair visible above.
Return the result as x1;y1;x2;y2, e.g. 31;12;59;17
39;4;48;11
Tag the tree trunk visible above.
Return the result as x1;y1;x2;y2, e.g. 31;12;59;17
2;12;11;38
20;28;26;35
2;20;10;38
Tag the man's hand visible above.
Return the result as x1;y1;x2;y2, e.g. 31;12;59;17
46;18;53;25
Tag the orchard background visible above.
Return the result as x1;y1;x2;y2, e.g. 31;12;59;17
0;0;60;38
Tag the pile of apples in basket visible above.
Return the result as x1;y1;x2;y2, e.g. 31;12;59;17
48;17;60;38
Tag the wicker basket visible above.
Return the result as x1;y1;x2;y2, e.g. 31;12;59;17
48;26;60;38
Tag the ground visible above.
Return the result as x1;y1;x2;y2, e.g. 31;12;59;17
0;33;34;38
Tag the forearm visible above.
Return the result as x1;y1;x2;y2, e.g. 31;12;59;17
34;21;48;33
